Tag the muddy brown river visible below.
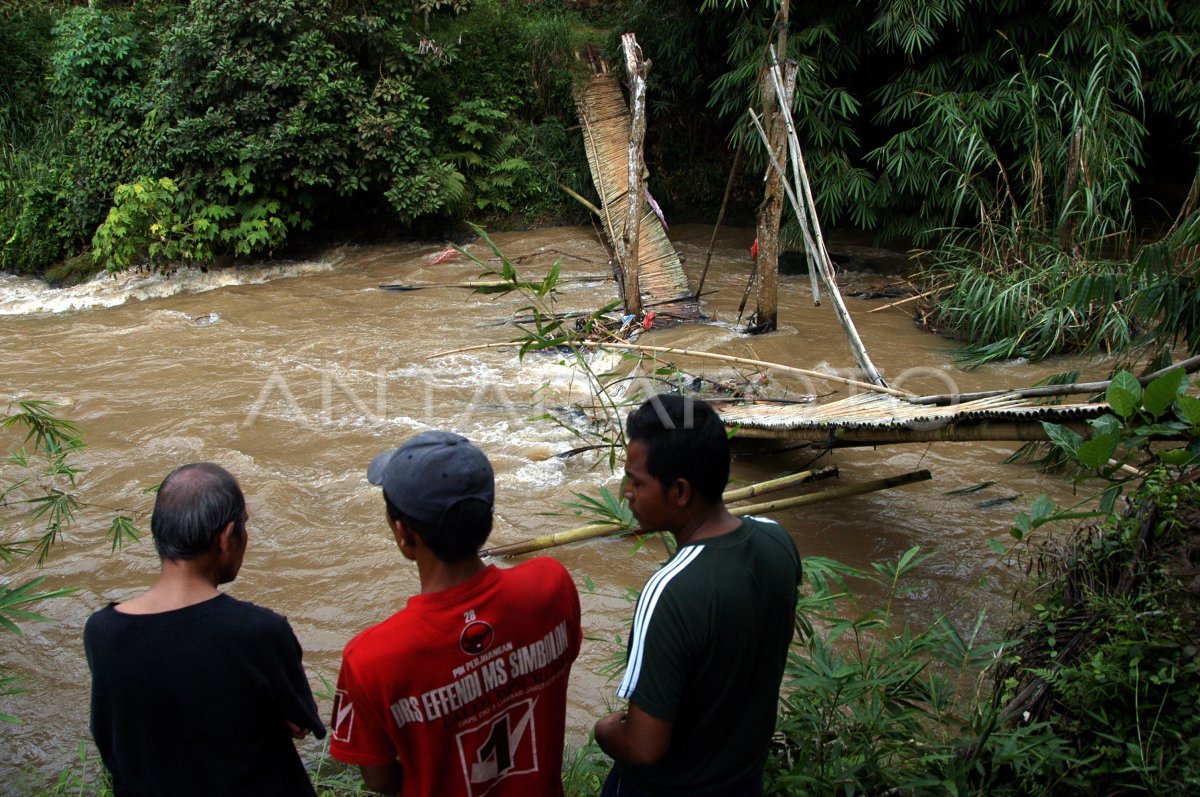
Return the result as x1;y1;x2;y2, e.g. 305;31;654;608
0;225;1098;789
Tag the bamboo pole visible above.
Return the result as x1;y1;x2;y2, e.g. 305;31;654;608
908;354;1200;406
482;468;929;558
695;140;744;301
482;466;833;558
621;33;648;315
558;183;603;218
428;340;916;398
865;287;944;314
380;277;612;292
725;465;838;501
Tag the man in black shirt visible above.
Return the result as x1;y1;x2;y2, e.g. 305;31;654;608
84;462;325;796
595;395;802;797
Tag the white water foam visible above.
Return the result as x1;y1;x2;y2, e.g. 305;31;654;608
0;260;335;317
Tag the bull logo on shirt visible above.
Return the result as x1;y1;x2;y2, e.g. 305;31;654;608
460;620;494;655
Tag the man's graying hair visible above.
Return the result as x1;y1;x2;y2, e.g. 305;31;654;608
625;393;730;504
151;463;245;561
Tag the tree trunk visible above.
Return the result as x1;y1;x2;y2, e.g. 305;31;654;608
753;2;792;332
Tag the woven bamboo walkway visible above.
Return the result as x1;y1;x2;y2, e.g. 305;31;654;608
717;392;1108;447
574;74;702;319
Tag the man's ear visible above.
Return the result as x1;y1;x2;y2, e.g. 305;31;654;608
670;477;693;507
391;517;419;560
216;520;237;552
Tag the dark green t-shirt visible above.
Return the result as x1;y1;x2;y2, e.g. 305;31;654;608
615;516;802;797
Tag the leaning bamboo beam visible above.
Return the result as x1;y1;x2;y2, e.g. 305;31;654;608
429;340;916;398
483;466;833;558
558;183;603;219
482;468;930;558
695;140;744;300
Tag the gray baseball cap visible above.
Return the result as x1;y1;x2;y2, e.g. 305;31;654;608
367;431;495;525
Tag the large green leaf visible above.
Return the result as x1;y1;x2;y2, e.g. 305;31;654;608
1105;371;1142;418
1042;421;1083;456
1142;368;1186;418
1076;431;1120;471
1175;394;1200;427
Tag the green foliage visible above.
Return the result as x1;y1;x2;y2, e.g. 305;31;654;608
977;368;1200;792
770;549;1081;796
561;739;609;797
561;486;635;530
0;5;113;275
2;401;141;723
922;222;1200;366
48;4;161;232
91;173;296;271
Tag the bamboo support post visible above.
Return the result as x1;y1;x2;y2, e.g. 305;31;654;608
482;468;928;558
746;48;887;388
428;339;916;398
753;55;795;332
621;33;648;314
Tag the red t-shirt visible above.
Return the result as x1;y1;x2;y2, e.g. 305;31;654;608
331;559;581;797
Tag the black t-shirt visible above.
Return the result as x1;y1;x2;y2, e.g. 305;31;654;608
84;593;325;797
615;517;802;797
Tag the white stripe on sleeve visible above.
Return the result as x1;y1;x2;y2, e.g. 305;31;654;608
616;545;705;699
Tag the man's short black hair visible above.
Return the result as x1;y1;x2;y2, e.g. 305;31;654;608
625;393;730;504
151;463;246;561
385;493;493;563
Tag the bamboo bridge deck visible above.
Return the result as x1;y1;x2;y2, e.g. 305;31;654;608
717;392;1108;447
574;74;702;320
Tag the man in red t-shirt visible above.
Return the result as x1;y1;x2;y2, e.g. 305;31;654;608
331;431;582;797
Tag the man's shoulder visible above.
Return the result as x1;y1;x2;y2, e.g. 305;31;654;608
192;595;299;646
742;516;800;555
342;606;416;660
504;556;574;586
497;558;580;616
215;594;292;625
83;602;120;641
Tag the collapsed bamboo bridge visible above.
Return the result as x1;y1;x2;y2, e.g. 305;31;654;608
564;46;1198;450
716;392;1105;448
415;40;1200;557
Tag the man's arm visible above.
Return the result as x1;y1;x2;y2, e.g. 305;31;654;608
594;702;673;767
359;762;404;795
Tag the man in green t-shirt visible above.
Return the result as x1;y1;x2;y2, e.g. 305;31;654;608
595;394;803;797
